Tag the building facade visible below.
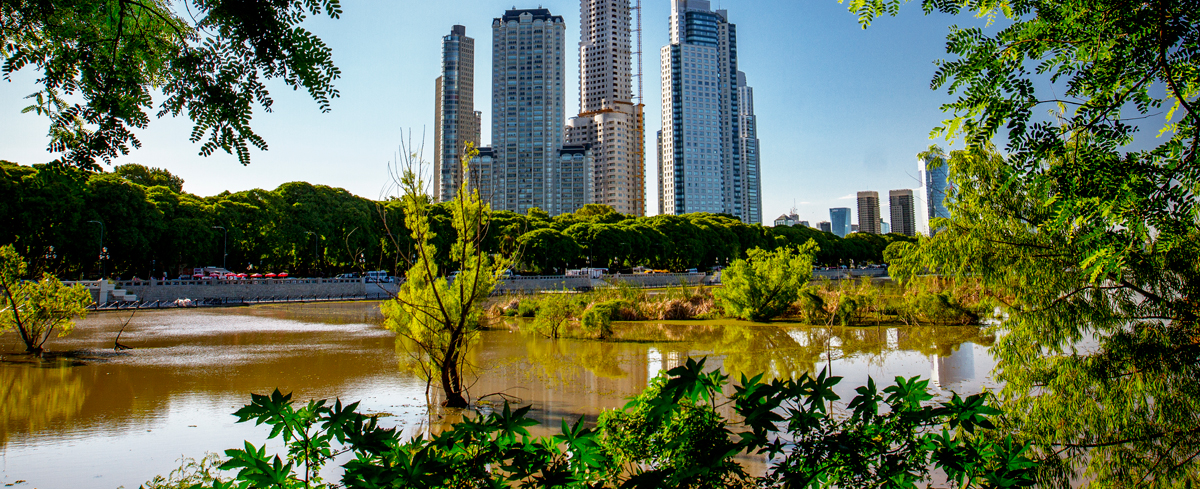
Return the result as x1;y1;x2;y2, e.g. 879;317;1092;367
566;0;645;216
818;221;832;233
889;189;916;236
919;154;951;235
773;213;799;227
857;191;881;234
434;25;481;202
830;207;851;238
658;0;747;220
490;9;568;214
736;71;761;224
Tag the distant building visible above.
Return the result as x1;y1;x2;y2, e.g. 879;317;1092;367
830;207;851;238
818;221;832;233
799;220;810;228
918;152;951;235
469;147;497;203
851;224;860;233
889;189;916;236
490;8;568;214
856;191;881;234
556;145;596;214
434;25;481;202
773;213;800;227
881;221;891;234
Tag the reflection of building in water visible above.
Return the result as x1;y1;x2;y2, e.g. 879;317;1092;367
931;343;975;390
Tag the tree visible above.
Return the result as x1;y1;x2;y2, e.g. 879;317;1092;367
113;164;184;193
516;228;579;274
716;242;818;322
1;0;342;169
852;0;1200;484
0;245;91;354
381;143;509;408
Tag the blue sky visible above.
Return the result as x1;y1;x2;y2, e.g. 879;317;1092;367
0;1;989;225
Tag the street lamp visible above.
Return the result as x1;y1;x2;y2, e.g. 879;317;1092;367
212;226;227;270
88;220;105;278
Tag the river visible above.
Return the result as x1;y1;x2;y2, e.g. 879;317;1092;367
0;301;999;488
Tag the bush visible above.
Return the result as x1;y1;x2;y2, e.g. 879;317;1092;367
716;242;817;322
530;293;586;338
185;359;1039;488
580;300;631;339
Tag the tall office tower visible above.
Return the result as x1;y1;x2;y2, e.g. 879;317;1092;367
857;191;881;234
659;0;745;219
472;147;497;203
736;71;761;224
434;26;480;202
830;207;851;238
565;0;644;215
491;9;568;214
818;221;833;233
889;189;916;236
918;154;951;235
656;130;664;214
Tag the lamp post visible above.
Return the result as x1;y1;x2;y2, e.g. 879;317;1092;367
88;220;105;278
212;226;227;270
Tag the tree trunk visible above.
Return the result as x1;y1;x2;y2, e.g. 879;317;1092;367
440;333;468;408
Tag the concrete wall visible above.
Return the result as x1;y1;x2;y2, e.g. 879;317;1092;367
112;278;368;302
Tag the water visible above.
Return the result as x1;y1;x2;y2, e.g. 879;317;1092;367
0;302;998;488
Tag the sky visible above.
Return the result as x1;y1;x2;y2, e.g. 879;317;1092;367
0;0;991;225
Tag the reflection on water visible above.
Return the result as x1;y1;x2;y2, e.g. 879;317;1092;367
0;302;998;489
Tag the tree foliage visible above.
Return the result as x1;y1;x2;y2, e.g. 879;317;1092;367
0;244;91;353
854;0;1200;484
716;243;818;322
1;0;342;168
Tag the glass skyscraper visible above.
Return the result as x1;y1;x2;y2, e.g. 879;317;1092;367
830;207;851;238
434;25;480;202
659;0;752;221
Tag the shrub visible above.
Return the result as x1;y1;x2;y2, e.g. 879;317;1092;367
188;359;1039;488
716;242;817;322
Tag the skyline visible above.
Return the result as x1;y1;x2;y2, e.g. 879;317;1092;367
0;0;972;225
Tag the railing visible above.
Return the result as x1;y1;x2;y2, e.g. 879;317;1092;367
112;278;366;287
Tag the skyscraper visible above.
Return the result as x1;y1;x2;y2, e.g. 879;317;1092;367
919;154;951;235
830;207;851;238
659;0;748;220
889;189;916;236
434;25;480;202
566;0;645;215
736;71;761;224
857;191;881;234
818;221;832;234
491;9;568;214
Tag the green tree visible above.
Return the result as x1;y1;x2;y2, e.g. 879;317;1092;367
716;242;818;322
851;0;1200;484
1;0;342;168
516;228;579;274
381;143;509;408
113;164;184;193
0;245;91;354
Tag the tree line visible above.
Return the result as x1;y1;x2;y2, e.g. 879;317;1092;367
0;161;914;280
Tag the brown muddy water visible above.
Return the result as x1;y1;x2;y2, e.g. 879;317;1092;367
0;301;998;488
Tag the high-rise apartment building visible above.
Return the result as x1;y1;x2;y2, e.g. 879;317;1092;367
490;9;569;214
434;26;481;202
566;0;645;215
659;0;749;220
736;71;761;224
889;189;916;236
857;191;881;234
918;154;951;235
830;207;851;238
818;221;832;233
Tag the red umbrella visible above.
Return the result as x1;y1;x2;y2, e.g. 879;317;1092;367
265;273;277;278
250;273;264;278
278;272;289;278
237;273;248;278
